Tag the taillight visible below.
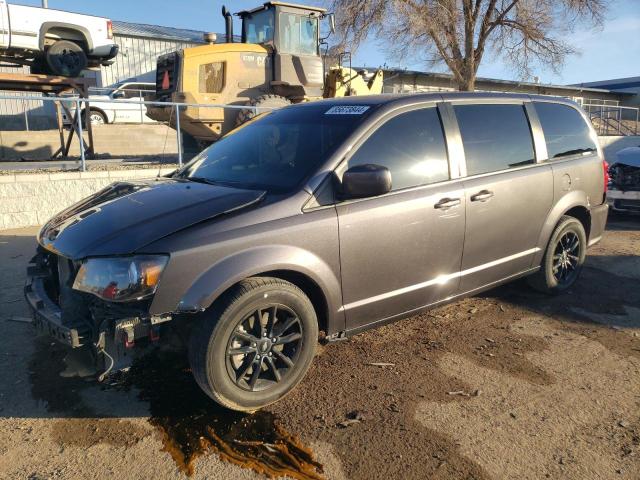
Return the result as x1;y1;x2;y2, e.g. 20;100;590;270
603;160;609;193
107;20;113;39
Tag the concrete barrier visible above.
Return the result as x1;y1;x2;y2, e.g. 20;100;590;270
0;124;179;161
0;168;174;229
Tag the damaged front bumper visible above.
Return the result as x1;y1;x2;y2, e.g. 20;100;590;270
607;189;640;213
25;259;84;348
24;250;174;378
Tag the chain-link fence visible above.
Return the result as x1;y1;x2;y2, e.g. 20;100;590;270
0;94;275;170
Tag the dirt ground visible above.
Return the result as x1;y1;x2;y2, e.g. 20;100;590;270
0;215;639;480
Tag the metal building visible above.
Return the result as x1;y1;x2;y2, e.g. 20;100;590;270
96;21;206;86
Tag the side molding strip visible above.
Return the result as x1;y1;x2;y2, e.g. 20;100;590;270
341;247;540;311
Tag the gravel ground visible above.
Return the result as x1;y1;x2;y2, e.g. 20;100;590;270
0;215;638;480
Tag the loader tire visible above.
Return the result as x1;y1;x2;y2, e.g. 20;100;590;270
236;94;291;127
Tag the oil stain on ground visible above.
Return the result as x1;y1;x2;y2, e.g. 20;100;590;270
121;351;324;479
29;339;323;479
28;339;150;448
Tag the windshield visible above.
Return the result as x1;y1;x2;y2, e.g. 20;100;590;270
175;104;376;192
244;9;275;44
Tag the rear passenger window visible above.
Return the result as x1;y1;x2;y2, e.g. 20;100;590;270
347;107;449;191
534;102;597;160
454;104;535;176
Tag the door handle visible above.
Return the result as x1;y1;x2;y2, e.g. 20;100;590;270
470;190;494;202
434;197;461;209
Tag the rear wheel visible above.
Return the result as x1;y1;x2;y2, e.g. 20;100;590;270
528;215;587;294
188;277;318;411
236;94;291;126
45;40;87;77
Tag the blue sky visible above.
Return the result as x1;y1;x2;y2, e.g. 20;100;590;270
12;0;640;84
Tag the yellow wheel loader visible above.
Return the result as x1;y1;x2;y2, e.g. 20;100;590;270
146;2;383;148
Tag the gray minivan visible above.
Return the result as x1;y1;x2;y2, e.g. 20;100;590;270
26;93;608;411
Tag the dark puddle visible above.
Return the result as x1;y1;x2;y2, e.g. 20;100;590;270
119;351;324;478
28;339;96;417
29;339;324;478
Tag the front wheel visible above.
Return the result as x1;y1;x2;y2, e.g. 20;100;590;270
528;215;587;294
188;277;318;412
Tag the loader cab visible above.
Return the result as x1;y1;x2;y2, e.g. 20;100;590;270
238;2;326;98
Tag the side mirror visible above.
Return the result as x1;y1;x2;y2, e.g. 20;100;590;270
112;90;125;99
341;164;391;199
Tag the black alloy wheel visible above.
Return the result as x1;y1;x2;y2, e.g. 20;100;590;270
226;304;303;392
528;215;587;294
551;230;581;286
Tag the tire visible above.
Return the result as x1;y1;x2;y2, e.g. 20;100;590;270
528;215;587;294
188;277;318;412
86;109;107;125
182;133;211;160
236;94;291;127
45;40;88;77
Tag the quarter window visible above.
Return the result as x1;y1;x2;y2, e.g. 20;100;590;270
199;62;225;94
346;108;450;191
534;102;597;159
454;104;535;176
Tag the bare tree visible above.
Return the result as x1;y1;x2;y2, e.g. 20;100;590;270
328;0;607;90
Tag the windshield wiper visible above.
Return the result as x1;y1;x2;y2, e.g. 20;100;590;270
184;176;270;191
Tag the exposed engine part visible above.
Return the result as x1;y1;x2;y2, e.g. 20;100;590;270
609;162;640;191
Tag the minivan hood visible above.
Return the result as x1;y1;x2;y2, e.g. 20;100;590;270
39;178;265;259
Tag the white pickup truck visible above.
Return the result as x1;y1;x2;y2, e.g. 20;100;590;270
0;0;118;77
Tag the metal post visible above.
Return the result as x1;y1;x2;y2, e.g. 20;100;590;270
76;99;86;172
175;104;183;167
22;98;29;131
636;108;639;136
139;90;144;124
42;0;48;7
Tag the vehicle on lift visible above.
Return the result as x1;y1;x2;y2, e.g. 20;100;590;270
146;1;383;147
0;0;118;77
25;93;608;412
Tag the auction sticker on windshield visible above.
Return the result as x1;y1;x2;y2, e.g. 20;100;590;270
325;106;370;115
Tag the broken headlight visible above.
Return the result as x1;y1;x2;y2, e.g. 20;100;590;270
72;255;169;302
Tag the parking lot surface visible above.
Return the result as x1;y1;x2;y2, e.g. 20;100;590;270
1;216;639;479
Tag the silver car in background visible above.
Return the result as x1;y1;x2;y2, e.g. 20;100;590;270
62;81;156;125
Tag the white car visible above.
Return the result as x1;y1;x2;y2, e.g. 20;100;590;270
62;81;157;125
0;0;118;77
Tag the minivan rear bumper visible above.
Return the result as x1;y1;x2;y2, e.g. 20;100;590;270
588;203;609;246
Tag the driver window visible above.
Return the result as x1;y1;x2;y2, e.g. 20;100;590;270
346;107;450;191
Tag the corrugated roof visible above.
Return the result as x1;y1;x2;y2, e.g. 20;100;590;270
112;20;209;44
379;68;633;96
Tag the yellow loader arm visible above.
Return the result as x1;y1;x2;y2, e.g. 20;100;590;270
324;66;384;98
